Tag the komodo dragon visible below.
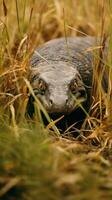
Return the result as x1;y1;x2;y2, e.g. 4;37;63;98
27;36;107;129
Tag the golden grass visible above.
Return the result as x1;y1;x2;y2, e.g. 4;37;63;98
0;0;112;199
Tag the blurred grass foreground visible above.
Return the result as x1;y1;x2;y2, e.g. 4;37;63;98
0;0;112;200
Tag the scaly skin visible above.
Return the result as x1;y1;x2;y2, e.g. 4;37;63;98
27;36;107;128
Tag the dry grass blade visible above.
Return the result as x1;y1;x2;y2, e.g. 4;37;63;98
22;0;27;23
34;50;49;64
24;78;60;136
67;25;89;36
10;104;19;137
5;94;22;108
3;0;7;17
0;177;21;197
15;0;21;33
0;1;112;200
46;115;64;130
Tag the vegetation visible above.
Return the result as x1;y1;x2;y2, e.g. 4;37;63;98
0;0;112;199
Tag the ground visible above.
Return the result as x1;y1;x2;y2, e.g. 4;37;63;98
0;1;112;200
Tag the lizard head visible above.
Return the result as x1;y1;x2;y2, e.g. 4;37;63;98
28;62;87;117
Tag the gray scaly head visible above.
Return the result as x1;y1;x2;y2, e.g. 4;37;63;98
28;61;87;115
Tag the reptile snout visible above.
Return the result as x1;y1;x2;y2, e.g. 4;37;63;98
48;94;69;113
49;96;69;106
47;86;87;114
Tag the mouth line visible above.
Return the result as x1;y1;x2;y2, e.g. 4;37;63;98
48;98;86;117
49;105;84;119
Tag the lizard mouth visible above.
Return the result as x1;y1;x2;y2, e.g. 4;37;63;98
27;95;87;133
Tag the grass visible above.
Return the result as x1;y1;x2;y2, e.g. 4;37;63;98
0;0;112;199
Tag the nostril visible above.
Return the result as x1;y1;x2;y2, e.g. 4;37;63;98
66;97;69;105
66;98;68;103
49;99;53;106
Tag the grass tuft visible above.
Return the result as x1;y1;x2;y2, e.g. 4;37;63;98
0;0;112;199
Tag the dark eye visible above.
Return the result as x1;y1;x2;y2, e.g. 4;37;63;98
70;79;87;99
34;79;47;95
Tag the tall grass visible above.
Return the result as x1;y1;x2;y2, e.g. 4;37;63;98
0;0;112;199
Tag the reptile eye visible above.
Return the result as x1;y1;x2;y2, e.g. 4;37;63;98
34;79;47;95
70;79;87;100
